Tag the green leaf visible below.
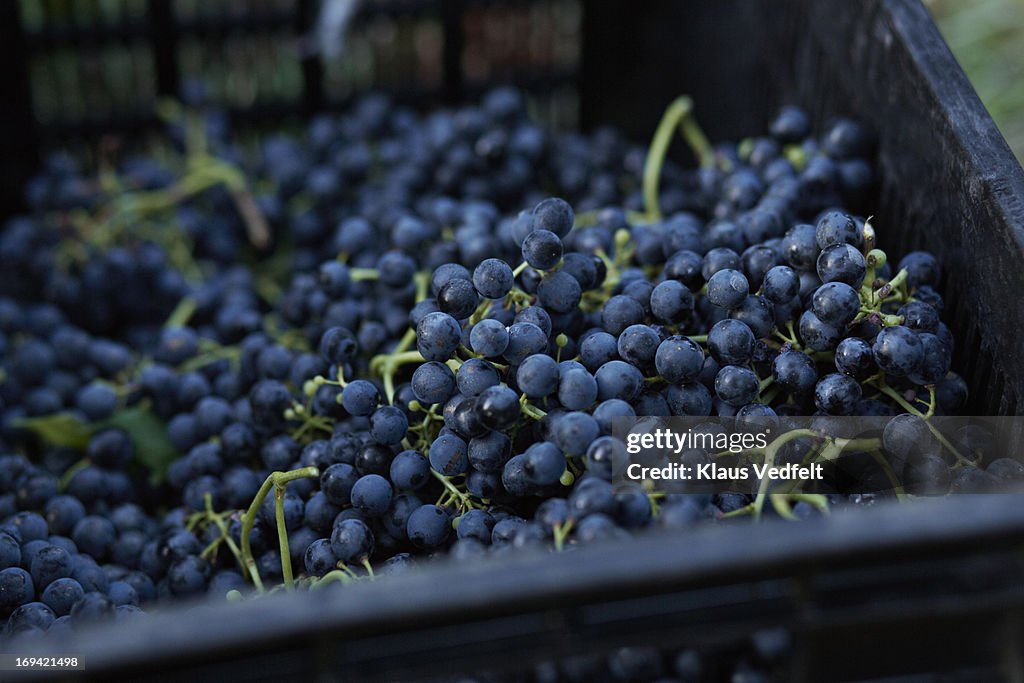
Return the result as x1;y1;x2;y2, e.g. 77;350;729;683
12;413;94;450
107;407;177;486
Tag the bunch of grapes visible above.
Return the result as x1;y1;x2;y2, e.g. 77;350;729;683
0;88;1012;671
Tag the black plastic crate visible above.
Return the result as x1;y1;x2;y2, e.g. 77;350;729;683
2;1;1024;680
26;496;1024;682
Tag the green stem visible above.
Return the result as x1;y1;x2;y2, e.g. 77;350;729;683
511;261;530;278
753;429;820;520
164;296;197;329
431;470;476;511
239;467;319;593
312;569;354;589
873;382;972;465
770;494;799;520
414;271;431;302
275;485;293;591
206;495;244;569
643;96;712;221
58;458;91;493
553;519;575;551
868;449;909;502
239;476;274;592
520;400;547;421
350;268;380;281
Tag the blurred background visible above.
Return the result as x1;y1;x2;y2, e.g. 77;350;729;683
2;0;1021;160
929;0;1024;161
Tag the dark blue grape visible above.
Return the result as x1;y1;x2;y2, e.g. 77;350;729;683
798;310;843;351
649;280;693;324
664;250;704;289
550;412;599;458
909;332;951;385
468;431;512;473
468;319;509;358
411;361;457;406
558;367;598;411
514;307;552;337
706;269;749;309
815;211;862;250
817;243;866;286
406;505;450;549
416;312;462;362
437;277;479;320
75;383;117;421
835;337;875;380
369;406;408;446
579;331;619;371
474;385;520;430
781;224;819;271
428;433;468;476
769;106;810;142
389;450;430;491
319;326;357;365
762;265;800;304
814;373;862;415
654;336;704;385
503;321;547;365
872;325;924;377
350;474;392;517
517;354;559;398
811;282;860;327
665;382;713;416
616;324;660;371
521;229;563;270
330;519;374;564
537;271;581;314
707;319;755;366
898;251;940;288
601;295;644;337
701;248;741;281
455;510;495;544
340;380;379;416
714;365;760;407
898;300;939;334
472;258;514;299
594;360;644;402
41;577;84;617
770;350;819;393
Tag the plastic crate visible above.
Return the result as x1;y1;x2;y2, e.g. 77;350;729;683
2;1;1024;680
24;496;1024;682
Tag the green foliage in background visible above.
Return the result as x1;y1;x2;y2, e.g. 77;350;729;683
931;0;1024;162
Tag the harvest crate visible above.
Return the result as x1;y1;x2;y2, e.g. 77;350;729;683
2;1;1024;680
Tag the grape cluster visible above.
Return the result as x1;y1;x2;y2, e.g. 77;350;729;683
0;88;1009;658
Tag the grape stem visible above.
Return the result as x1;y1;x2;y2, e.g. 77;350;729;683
642;96;714;221
239;467;320;593
553;519;575;551
350;268;380;281
520;398;548;421
872;380;973;466
752;429;820;521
